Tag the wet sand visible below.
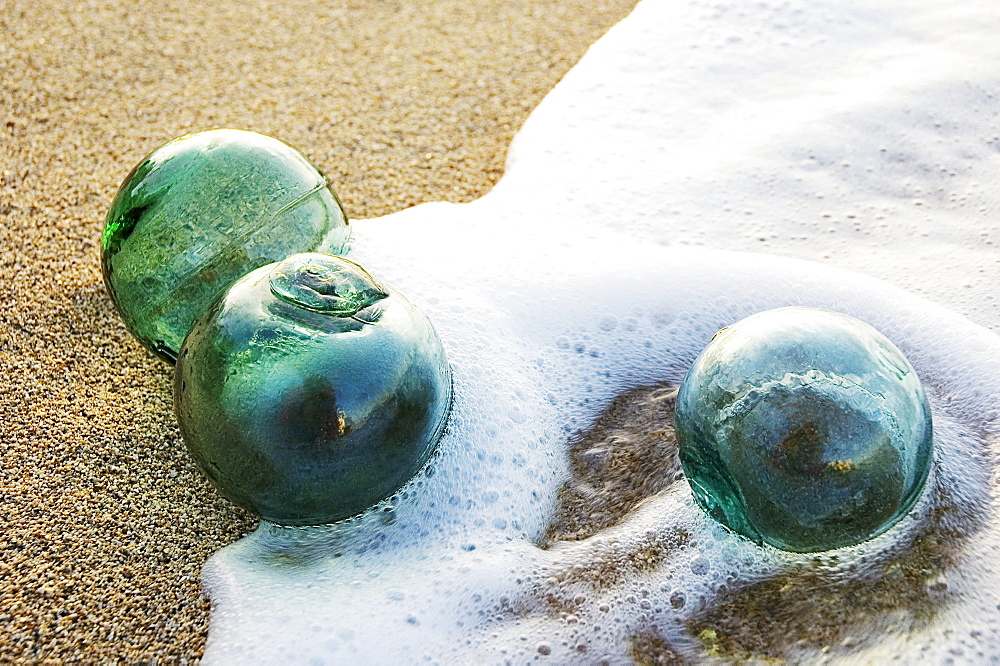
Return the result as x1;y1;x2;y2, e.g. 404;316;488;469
0;0;637;660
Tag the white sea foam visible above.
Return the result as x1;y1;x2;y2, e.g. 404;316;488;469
201;0;1000;662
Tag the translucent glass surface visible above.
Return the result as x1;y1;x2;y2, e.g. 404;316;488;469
675;307;933;552
173;253;452;526
101;129;351;363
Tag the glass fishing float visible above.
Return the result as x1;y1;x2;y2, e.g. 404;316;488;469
173;253;453;525
675;307;933;552
101;129;351;363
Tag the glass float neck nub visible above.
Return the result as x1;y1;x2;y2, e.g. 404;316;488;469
269;253;388;318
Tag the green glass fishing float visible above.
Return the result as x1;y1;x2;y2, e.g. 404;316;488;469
101;129;351;363
675;307;933;553
173;253;452;526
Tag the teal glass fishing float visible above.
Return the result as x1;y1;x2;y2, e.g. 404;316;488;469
675;307;933;553
101;129;351;363
173;253;453;525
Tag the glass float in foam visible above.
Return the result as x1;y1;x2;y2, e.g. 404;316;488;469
173;253;452;526
675;306;933;553
101;129;351;363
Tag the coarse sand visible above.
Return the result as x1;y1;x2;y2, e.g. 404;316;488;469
0;0;638;660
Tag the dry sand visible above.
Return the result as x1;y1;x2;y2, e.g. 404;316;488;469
0;0;638;660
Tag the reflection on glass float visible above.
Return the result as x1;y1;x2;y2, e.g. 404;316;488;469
101;129;351;363
173;253;452;526
675;306;933;553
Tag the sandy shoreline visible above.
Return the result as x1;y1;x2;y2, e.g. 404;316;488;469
0;0;636;660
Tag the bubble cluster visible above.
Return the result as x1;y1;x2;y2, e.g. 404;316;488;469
194;216;1000;664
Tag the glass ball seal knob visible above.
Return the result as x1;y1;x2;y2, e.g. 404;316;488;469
675;307;933;553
